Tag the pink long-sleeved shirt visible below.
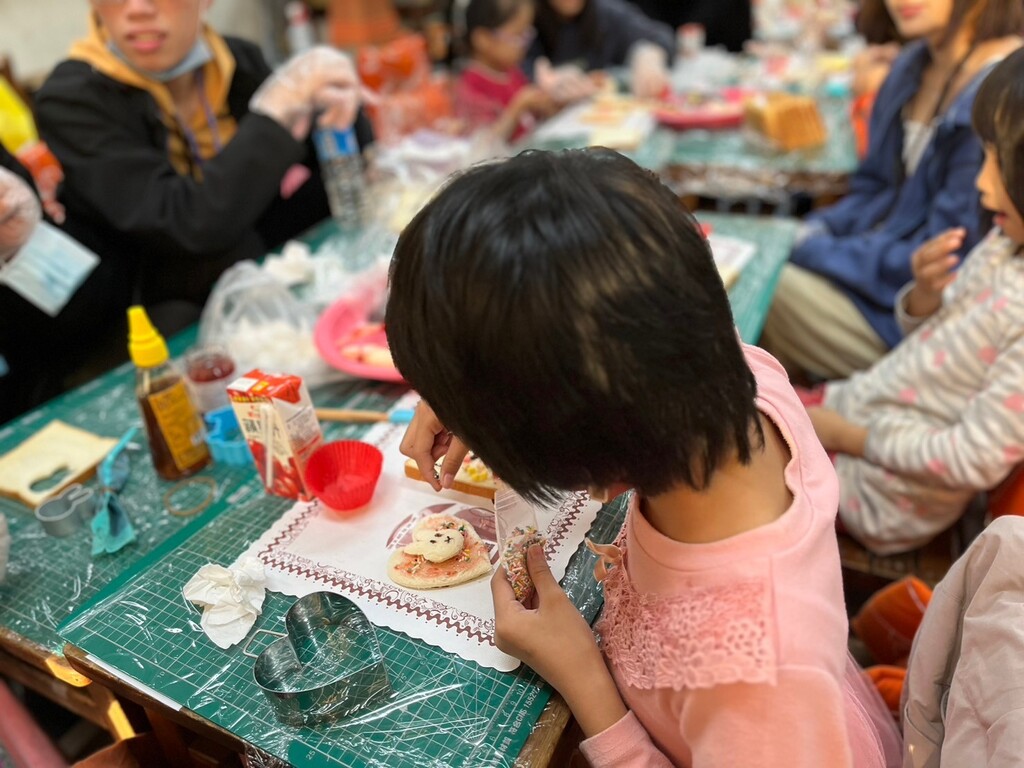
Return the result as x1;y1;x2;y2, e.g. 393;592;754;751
580;345;902;767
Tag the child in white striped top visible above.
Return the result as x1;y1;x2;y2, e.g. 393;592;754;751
802;47;1024;555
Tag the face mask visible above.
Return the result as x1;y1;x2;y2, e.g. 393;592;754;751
107;37;213;82
0;222;100;317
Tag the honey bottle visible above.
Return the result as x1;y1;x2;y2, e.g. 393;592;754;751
128;306;210;480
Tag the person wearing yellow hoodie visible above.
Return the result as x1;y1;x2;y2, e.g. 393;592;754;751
34;0;370;323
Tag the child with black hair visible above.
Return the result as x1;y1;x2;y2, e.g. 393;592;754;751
454;0;558;141
804;48;1024;557
386;149;901;767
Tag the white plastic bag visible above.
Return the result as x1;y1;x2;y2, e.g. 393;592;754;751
198;261;340;388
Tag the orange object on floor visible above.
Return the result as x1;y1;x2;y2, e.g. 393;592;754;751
851;576;932;665
327;0;401;50
866;665;906;717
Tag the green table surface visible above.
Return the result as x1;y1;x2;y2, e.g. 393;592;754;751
523;95;856;201
665;97;857;189
0;212;796;766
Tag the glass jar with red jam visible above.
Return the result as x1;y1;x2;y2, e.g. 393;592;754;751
184;344;237;414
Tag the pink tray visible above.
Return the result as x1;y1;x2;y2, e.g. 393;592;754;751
314;297;406;383
654;102;745;131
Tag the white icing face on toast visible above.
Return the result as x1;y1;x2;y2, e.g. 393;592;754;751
387;514;492;589
402;526;465;563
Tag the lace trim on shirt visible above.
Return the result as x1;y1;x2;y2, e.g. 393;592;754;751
593;541;777;691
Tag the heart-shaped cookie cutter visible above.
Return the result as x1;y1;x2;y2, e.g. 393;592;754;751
34;484;97;537
242;591;391;726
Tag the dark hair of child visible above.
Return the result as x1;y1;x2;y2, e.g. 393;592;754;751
940;0;1024;48
386;148;764;504
464;0;532;54
971;46;1024;219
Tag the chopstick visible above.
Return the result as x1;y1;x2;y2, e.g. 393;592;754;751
315;408;415;424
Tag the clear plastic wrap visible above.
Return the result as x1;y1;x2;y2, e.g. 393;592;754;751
197;261;338;388
58;475;629;767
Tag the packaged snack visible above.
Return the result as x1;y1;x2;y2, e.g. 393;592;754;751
227;370;323;500
494;482;545;602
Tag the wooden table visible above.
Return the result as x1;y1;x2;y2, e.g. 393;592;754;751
2;213;797;766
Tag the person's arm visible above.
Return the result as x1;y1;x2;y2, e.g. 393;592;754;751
492;87;556;141
35;66;307;257
806;407;868;457
672;671;856;767
35;48;360;259
597;0;675;67
864;335;1024;489
490;546;672;766
792;126;983;310
894;227;966;334
806;53;915;238
0;165;40;264
581;669;858;768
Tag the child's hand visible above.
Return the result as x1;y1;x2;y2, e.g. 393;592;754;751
491;544;628;736
535;58;596;105
398;401;469;492
806;406;868;457
514;86;558;119
250;46;361;140
906;228;964;318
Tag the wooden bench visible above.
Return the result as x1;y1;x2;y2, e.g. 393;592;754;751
839;498;988;614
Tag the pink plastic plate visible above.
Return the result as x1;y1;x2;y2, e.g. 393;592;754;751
314;297;406;383
654;101;745;131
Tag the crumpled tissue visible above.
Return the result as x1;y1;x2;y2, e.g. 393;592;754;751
183;556;267;649
262;241;313;287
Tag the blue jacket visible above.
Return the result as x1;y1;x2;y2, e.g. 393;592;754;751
791;40;990;348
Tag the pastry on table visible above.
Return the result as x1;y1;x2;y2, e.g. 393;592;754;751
387;514;492;589
404;453;497;501
744;92;827;151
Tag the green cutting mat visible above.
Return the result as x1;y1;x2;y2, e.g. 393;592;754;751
60;484;628;768
0;325;404;658
0;212;792;665
55;213;794;767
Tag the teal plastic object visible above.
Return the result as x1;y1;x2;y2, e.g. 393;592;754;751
204;407;253;467
91;427;138;556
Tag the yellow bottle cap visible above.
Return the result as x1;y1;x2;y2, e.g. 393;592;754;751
127;305;169;368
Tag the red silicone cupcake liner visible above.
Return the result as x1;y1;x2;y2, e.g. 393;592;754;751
304;440;384;512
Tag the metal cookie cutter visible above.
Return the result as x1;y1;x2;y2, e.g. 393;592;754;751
35;484;97;537
242;592;391;727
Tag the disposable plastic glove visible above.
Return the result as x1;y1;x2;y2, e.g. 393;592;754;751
629;42;669;100
534;58;597;105
249;46;361;141
0;166;40;265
